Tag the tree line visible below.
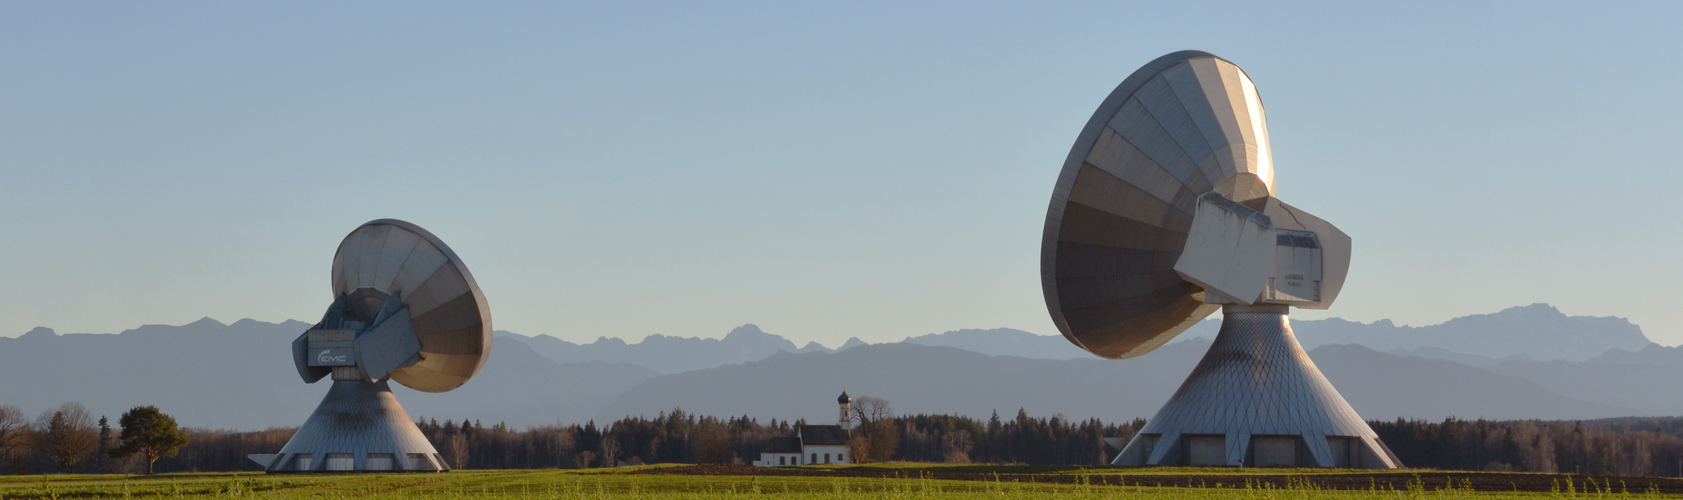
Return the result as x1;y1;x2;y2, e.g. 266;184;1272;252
399;399;1138;471
1373;417;1683;477
16;398;1683;477
2;397;1143;473
0;403;190;474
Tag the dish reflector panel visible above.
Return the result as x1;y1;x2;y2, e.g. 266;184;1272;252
1042;51;1279;359
330;219;491;392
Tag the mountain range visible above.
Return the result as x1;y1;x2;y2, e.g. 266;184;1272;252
499;325;866;375
1285;304;1653;362
0;304;1672;431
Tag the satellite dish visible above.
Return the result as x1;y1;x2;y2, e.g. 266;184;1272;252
253;219;491;473
1041;51;1398;469
1042;50;1351;360
324;219;492;392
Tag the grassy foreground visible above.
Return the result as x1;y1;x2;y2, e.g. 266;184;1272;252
1;465;1678;499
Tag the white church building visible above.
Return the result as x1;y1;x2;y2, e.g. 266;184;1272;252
753;391;853;466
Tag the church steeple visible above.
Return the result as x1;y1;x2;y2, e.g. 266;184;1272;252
838;389;852;431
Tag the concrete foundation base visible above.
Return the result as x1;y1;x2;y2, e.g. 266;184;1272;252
255;380;447;473
1114;305;1401;469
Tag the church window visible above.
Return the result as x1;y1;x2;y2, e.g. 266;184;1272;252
779;456;785;465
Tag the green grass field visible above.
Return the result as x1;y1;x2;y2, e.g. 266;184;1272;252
2;465;1678;499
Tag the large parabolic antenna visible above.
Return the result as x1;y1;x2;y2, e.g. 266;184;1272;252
1042;51;1400;468
250;219;491;473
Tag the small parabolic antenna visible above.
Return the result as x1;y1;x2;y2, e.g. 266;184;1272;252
1041;51;1401;469
249;219;491;473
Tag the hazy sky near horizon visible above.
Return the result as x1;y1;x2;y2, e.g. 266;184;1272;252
3;2;1680;348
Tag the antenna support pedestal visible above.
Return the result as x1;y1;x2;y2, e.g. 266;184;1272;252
259;380;448;473
1112;305;1401;469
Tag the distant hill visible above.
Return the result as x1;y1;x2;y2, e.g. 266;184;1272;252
1473;357;1683;417
595;342;1197;424
594;341;1633;424
1584;343;1683;367
1363;340;1683;417
394;342;656;428
1378;347;1523;367
0;319;317;430
498;324;862;375
1309;344;1634;419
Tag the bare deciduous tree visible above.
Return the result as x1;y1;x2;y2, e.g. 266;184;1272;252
942;430;973;463
440;433;468;469
544;427;576;468
598;437;620;467
573;450;596;469
850;396;894;426
847;434;871;464
845;396;899;463
0;405;26;471
867;420;900;462
32;403;97;473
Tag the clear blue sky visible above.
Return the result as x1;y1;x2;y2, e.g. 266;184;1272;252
3;1;1679;347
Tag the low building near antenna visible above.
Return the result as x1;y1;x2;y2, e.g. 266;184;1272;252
753;391;853;466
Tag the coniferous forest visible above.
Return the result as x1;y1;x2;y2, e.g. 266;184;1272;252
12;405;1683;477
